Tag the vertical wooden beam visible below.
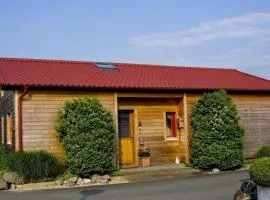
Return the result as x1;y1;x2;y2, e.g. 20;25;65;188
0;87;3;144
114;92;120;170
133;109;139;167
183;93;190;163
14;90;19;151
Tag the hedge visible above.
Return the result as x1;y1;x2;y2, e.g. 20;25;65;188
56;98;116;177
249;157;270;187
0;151;61;182
190;90;244;170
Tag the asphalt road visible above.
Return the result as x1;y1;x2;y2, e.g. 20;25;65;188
0;171;248;200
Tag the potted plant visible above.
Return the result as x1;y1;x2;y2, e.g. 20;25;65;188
138;147;151;167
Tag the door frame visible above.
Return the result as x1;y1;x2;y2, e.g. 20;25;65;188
118;108;138;168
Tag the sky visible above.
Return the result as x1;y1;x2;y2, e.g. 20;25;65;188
0;0;270;80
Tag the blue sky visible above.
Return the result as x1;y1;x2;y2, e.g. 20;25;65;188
0;0;270;79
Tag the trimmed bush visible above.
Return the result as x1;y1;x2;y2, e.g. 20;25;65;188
255;146;270;159
191;90;244;170
249;157;270;187
3;151;60;182
55;98;116;177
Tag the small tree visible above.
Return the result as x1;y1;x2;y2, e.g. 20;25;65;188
56;98;116;177
191;90;244;170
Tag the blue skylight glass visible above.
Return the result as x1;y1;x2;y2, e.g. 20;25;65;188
95;62;117;70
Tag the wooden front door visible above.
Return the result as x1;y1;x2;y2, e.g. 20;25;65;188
118;110;135;166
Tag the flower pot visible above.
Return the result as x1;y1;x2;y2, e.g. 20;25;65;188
139;157;151;167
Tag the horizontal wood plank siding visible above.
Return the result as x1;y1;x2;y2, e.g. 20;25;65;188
20;89;270;165
185;94;199;163
232;94;270;157
21;90;116;159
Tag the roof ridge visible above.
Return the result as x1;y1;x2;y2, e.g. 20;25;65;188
0;57;89;64
112;62;236;71
0;57;236;71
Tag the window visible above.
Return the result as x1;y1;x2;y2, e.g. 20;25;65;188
166;112;177;139
95;62;117;71
6;113;12;145
118;110;134;138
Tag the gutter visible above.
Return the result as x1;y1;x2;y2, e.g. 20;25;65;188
18;86;28;152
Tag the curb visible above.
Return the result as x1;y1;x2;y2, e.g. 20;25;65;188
3;168;248;192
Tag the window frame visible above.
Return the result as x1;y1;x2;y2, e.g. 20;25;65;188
164;112;178;141
6;113;12;145
0;90;4;98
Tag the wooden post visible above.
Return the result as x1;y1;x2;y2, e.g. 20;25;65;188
14;90;19;151
114;92;120;170
183;93;190;163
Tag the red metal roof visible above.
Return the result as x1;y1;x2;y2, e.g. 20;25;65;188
0;57;269;91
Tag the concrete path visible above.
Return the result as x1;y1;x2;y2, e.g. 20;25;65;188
0;171;248;200
118;164;200;182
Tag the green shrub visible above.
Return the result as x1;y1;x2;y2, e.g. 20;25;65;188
0;156;7;171
0;144;7;171
255;146;270;159
249;157;270;186
4;151;60;182
0;143;6;156
190;90;244;170
61;170;75;181
56;98;116;177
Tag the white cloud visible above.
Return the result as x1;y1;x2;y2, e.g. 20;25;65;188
129;12;270;48
215;39;270;68
128;12;270;79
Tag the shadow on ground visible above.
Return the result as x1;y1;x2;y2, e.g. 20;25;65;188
80;189;104;200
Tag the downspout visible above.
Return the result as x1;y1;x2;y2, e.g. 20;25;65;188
18;86;28;152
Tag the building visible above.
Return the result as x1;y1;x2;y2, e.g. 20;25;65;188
0;57;269;168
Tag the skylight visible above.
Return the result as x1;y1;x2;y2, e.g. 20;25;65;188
95;62;117;71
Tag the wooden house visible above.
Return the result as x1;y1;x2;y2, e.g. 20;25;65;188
0;57;269;168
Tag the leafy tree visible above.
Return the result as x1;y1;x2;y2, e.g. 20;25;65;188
191;90;244;170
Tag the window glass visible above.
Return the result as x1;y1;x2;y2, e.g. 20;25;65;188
166;112;177;138
95;62;117;71
118;110;134;138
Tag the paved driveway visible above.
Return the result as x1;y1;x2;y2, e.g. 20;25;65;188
0;171;248;200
